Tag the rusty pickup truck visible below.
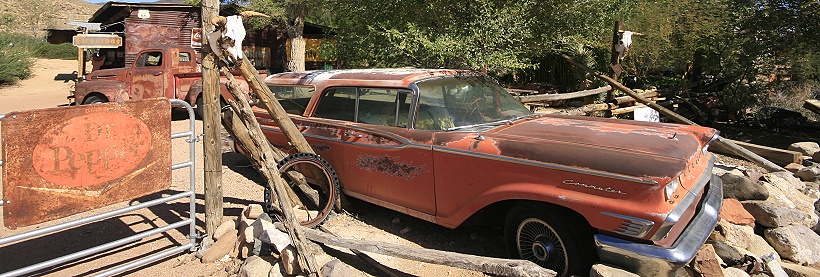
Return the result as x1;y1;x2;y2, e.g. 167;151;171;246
73;45;254;115
257;69;722;276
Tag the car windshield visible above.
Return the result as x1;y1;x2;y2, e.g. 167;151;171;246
415;75;532;131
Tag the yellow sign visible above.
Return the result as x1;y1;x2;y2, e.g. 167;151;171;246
73;34;123;48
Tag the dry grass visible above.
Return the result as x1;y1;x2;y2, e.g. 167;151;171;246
763;82;820;121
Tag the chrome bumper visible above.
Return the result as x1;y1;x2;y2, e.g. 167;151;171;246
594;174;722;276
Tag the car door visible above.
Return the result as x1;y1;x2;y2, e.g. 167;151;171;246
313;87;437;217
129;50;165;100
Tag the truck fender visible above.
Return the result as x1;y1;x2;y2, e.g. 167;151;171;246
75;80;129;104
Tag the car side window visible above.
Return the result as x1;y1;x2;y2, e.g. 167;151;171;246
358;88;411;127
313;87;356;121
135;51;162;67
270;86;314;115
416;87;455;131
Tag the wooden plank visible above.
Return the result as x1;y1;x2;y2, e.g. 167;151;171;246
514;86;611;103
612;91;658;105
709;138;803;166
289;225;556;277
804;99;820;115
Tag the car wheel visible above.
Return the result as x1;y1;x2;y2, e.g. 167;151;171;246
83;95;107;104
505;202;595;277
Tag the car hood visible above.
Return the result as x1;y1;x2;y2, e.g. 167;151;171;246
444;114;718;181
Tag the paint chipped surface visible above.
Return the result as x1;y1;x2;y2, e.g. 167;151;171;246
356;154;424;180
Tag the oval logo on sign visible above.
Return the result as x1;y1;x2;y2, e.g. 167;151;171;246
32;112;153;188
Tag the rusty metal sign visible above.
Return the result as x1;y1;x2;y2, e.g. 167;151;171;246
2;98;172;229
73;34;123;48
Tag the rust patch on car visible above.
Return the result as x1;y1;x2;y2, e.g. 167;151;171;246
312;143;331;152
356;154;424;180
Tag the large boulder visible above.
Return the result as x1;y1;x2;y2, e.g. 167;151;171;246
788;142;820;156
720;174;769;201
720;198;756;226
795;165;820;182
764;224;820;265
714;219;756;249
742;200;804;228
765;171;806;193
760;181;818;228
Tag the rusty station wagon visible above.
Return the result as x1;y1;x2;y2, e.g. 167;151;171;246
256;69;722;276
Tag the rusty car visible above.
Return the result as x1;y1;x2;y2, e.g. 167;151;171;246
73;45;254;115
256;69;723;276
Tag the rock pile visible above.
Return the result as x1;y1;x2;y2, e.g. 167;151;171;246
694;141;820;277
196;204;352;277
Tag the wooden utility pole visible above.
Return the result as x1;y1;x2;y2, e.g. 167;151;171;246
201;0;223;236
605;21;624;117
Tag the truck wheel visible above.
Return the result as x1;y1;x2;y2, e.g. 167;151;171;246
83;95;107;104
504;202;595;277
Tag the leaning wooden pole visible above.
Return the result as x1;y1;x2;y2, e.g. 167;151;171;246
561;55;786;172
219;68;320;276
200;0;223;235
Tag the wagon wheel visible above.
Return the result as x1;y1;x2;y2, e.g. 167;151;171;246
263;153;339;228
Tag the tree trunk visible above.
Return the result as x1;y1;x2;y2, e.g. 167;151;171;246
286;12;306;72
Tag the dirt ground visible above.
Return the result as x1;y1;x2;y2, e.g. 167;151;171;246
0;59;496;276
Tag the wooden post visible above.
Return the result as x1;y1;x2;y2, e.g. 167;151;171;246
562;54;786;173
76;47;85;83
201;0;223;236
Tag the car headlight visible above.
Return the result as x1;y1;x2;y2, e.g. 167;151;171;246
665;178;679;201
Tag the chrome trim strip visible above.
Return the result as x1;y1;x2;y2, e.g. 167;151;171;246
433;146;658;184
594;174;722;277
649;155;715;241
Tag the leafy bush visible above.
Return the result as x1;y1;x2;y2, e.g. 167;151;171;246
0;32;36;85
32;42;77;60
0;47;34;85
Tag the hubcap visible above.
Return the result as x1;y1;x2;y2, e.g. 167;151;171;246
517;218;568;275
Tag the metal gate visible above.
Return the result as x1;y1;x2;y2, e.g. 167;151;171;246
0;98;198;276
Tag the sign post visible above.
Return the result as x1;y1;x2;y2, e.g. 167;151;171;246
72;34;123;83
